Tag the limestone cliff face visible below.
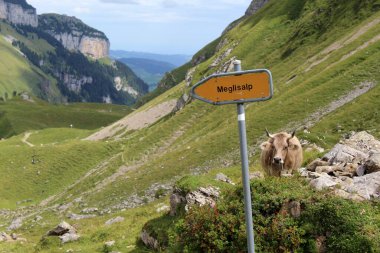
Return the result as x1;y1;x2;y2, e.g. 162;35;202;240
0;0;38;27
39;14;110;59
245;0;270;16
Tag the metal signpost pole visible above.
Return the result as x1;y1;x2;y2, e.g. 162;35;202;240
234;60;255;253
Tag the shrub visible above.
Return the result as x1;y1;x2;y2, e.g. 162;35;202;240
173;178;380;252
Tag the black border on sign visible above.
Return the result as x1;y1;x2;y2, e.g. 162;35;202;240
190;69;274;105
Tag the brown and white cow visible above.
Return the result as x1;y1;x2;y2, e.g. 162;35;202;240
260;129;303;177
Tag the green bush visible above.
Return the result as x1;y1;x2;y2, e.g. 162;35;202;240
173;178;380;252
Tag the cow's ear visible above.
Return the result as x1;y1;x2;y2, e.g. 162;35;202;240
260;142;271;150
290;144;300;150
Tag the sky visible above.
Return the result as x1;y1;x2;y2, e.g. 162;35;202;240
27;0;252;55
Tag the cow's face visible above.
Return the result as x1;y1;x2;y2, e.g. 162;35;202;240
271;135;289;165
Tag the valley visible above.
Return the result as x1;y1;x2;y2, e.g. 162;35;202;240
1;0;380;252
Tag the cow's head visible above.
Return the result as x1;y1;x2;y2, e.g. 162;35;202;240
264;128;298;165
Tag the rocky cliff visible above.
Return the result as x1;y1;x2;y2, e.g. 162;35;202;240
38;14;109;59
0;0;38;27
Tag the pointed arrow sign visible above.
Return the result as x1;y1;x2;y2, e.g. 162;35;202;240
191;69;273;105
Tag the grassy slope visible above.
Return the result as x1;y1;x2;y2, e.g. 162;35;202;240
0;97;132;138
0;0;379;252
0;22;61;102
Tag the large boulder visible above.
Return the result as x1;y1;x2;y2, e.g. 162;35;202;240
47;221;76;236
364;152;380;174
185;186;220;211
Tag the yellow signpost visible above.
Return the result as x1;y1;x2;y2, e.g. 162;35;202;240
190;61;273;253
191;68;273;105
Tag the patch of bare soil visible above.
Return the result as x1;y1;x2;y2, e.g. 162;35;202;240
305;18;380;72
85;99;178;141
21;132;34;147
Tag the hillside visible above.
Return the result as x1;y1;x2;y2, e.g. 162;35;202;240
0;0;380;252
0;0;149;105
0;97;132;139
119;58;176;90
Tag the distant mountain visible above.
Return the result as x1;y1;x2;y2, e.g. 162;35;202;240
0;1;149;105
110;50;191;67
119;58;176;90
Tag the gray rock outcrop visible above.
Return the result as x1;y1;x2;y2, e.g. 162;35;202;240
39;14;110;59
105;216;124;226
0;0;38;27
140;230;159;250
47;221;80;244
245;0;270;16
302;132;380;200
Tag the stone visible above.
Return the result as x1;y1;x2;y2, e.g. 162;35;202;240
282;201;301;218
105;216;124;226
315;166;335;174
39;14;109;59
322;144;368;164
306;159;329;172
356;165;366;176
7;217;23;231
250;171;264;180
344;131;380;154
67;213;96;220
316;236;327;253
185;186;220;211
81;207;98;214
105;240;115;247
215;173;235;184
156;204;170;213
350;172;380;200
140;230;159;250
245;0;270;16
170;192;186;216
47;221;76;236
59;233;80;244
0;232;12;242
310;175;337;190
364;152;380;174
0;0;38;27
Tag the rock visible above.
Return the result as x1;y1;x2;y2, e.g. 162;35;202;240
215;173;235;184
81;207;98;214
156;204;170;213
67;213;96;220
47;221;76;236
7;217;23;231
322;144;368;164
356;164;366;176
105;240;115;247
59;233;80;244
0;0;38;27
0;232;12;242
185;186;220;211
282;201;301;218
298;168;309;177
140;230;159;250
39;14;110;59
315;166;335;174
316;236;327;253
310;175;337;190
306;159;329;172
249;171;264;180
350;171;380;200
105;216;124;226
245;0;270;16
333;189;365;201
364;152;380;174
33;215;43;222
169;192;186;216
344;131;380;154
